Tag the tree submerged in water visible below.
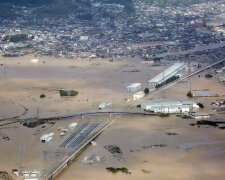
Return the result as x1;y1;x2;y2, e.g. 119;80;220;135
59;90;78;96
187;91;193;97
106;167;131;175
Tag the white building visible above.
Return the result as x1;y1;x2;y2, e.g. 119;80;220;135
30;59;39;63
79;36;89;41
141;101;199;113
126;83;141;92
40;133;54;142
133;91;145;100
68;123;78;130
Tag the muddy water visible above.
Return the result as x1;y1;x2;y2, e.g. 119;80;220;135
56;115;225;180
55;70;225;180
0;55;163;177
0;55;224;180
0;55;163;118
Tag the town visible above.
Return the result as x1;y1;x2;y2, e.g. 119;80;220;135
0;0;225;62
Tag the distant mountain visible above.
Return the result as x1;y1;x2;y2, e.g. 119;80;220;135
0;0;54;6
0;3;15;18
0;0;92;19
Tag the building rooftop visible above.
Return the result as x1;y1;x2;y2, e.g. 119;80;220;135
148;62;185;84
141;101;196;107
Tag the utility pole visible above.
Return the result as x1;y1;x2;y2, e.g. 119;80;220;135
67;90;71;113
37;108;40;119
20;141;25;170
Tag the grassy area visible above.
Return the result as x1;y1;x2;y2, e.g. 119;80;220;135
159;113;170;117
104;145;122;154
141;169;151;174
205;73;213;78
59;90;79;97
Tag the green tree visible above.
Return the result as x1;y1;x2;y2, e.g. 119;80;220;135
144;88;150;94
187;91;193;98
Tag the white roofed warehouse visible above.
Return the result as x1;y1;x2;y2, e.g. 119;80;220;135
126;83;141;92
141;101;199;113
148;62;185;86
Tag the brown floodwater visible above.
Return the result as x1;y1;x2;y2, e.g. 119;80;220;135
0;55;224;180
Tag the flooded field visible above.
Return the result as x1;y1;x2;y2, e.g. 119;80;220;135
55;70;225;180
0;55;162;118
56;115;225;180
0;55;224;180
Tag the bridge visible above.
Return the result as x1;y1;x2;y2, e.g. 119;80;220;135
37;111;156;121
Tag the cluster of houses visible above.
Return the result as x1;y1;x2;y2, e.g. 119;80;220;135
1;0;225;60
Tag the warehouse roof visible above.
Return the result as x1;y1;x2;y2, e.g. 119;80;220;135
148;62;184;84
141;101;197;109
127;83;141;88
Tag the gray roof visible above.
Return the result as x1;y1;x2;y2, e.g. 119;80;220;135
148;62;184;84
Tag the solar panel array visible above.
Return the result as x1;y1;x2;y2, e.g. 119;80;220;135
59;122;90;148
68;123;99;148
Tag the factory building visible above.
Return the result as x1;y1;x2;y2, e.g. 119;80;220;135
126;83;141;92
148;62;185;85
141;101;199;113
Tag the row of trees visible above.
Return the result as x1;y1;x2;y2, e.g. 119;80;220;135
205;73;213;78
155;75;180;88
59;90;79;96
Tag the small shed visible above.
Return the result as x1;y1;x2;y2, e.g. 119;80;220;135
126;83;141;92
68;123;78;130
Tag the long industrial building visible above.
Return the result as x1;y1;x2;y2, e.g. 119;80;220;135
148;62;185;85
141;101;199;113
